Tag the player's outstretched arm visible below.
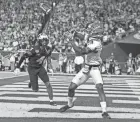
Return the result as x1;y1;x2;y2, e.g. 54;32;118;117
16;49;35;68
38;2;56;35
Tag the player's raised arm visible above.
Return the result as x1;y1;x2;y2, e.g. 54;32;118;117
68;32;95;55
37;2;56;35
70;41;91;55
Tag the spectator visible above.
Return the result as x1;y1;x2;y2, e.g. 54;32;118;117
0;59;3;71
126;53;135;75
108;53;115;74
9;53;16;72
114;60;122;75
62;53;67;73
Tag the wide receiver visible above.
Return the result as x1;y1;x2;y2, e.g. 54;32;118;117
59;31;111;119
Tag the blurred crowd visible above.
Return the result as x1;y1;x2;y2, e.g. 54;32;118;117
0;0;140;51
0;0;140;74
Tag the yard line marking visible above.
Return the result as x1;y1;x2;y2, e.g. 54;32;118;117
0;111;140;119
1;103;140;113
1;77;140;119
113;100;140;104
0;92;139;98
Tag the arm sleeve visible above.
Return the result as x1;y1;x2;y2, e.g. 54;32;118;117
16;53;28;68
38;5;55;35
37;12;51;35
16;49;35;68
47;56;53;69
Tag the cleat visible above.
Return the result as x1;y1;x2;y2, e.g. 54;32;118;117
102;112;111;119
59;104;73;112
50;101;57;106
28;83;31;88
32;89;38;92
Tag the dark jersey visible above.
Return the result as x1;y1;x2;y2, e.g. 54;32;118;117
17;45;54;68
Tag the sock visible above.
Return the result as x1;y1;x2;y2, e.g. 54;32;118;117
68;97;73;107
100;101;107;113
50;100;53;102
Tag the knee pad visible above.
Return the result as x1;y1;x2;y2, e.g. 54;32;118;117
96;83;103;89
69;85;75;92
69;83;77;92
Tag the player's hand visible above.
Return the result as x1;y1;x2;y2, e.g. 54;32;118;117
36;56;45;64
49;69;54;73
49;69;54;76
14;68;20;75
40;3;43;8
53;2;56;7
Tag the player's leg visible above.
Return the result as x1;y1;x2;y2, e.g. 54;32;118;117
90;67;111;119
60;69;89;112
28;67;39;92
38;66;56;106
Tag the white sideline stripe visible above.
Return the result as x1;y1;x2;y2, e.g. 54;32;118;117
126;80;140;100
113;100;140;104
0;92;6;95
15;79;138;84
11;81;140;86
1;89;140;95
13;82;70;85
1;103;140;113
0;85;96;89
0;92;139;98
0;96;68;102
1;86;140;92
0;111;140;119
0;84;69;88
1;86;140;91
12;79;139;85
0;74;28;79
2;84;140;89
0;88;25;91
1;103;140;119
105;88;140;91
105;81;140;83
113;84;140;86
110;85;140;88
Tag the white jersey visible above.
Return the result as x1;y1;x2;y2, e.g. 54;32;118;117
85;40;102;65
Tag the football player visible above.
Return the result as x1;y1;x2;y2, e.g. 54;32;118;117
59;31;111;119
14;1;57;106
14;34;57;106
27;1;57;89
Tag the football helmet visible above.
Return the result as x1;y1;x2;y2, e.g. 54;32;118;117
37;34;49;46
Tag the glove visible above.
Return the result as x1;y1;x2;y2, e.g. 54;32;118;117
49;69;54;73
14;68;20;75
40;3;43;7
49;69;54;76
53;2;56;7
